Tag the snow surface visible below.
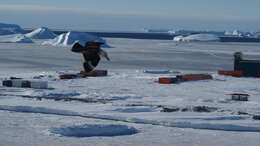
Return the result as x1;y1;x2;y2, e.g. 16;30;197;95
174;34;220;42
42;31;110;47
1;38;260;145
25;27;56;39
0;23;25;35
0;34;33;43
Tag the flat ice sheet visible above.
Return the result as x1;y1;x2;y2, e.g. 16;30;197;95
1;38;260;146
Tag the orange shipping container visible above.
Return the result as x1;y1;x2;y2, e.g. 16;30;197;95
158;77;179;84
59;74;78;79
177;74;213;81
218;70;243;77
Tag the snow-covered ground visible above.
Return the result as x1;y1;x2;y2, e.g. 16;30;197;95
1;38;260;146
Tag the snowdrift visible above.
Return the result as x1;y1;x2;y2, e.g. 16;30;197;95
0;23;25;35
42;31;110;47
25;27;56;39
174;34;220;42
0;34;33;43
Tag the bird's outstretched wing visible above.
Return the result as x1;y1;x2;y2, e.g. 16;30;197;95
71;42;85;53
85;41;104;48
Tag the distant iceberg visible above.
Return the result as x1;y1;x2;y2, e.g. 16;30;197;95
142;28;172;33
169;30;196;35
0;23;25;35
0;34;33;43
25;27;56;39
42;31;110;47
173;34;220;42
224;30;242;36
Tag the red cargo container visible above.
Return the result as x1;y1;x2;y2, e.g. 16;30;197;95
218;70;243;77
158;77;179;84
176;74;213;81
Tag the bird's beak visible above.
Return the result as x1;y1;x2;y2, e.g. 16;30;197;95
99;49;110;61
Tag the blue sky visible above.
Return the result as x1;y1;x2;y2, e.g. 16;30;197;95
1;0;260;31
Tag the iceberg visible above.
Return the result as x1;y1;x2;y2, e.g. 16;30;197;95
0;34;33;43
173;34;220;42
42;31;110;47
0;23;25;35
25;27;56;39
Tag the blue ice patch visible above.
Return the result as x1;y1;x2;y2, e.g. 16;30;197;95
50;124;139;137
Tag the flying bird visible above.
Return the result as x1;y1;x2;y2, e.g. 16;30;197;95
71;41;110;72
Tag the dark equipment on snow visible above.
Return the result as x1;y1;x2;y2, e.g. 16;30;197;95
59;70;108;79
218;52;260;77
2;79;48;89
71;41;110;72
231;93;249;101
234;52;260;77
